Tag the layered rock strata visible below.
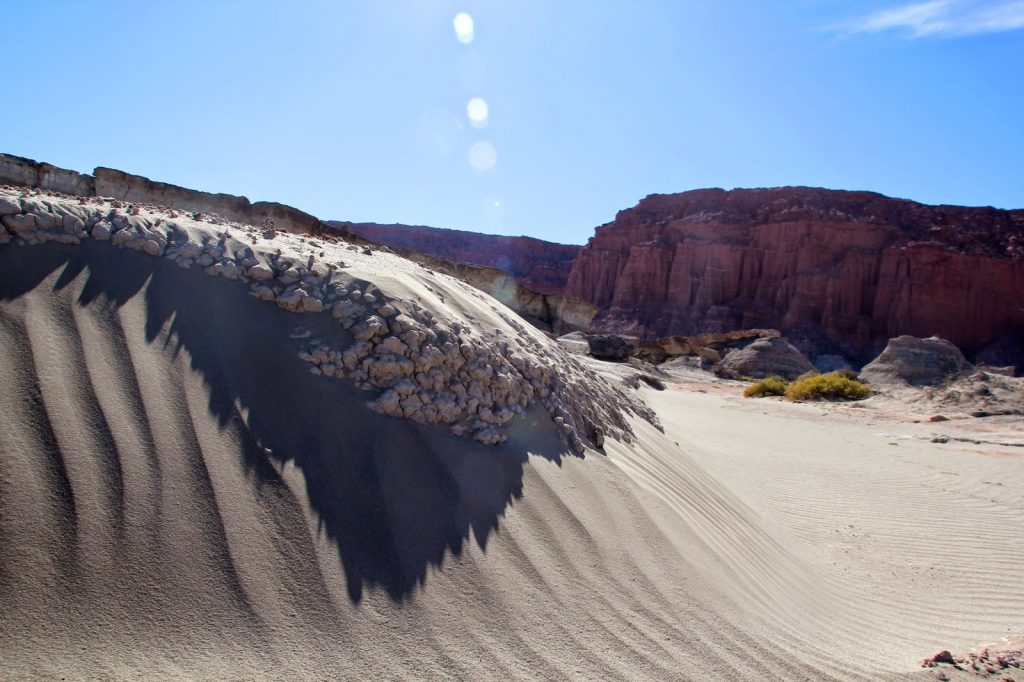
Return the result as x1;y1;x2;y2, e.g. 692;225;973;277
0;153;328;237
0;184;657;453
565;187;1024;360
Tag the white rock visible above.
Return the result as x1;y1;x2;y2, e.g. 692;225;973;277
278;268;300;284
248;263;274;280
300;296;324;313
2;213;37;233
142;239;164;256
252;285;277;301
377;336;409;356
0;197;19;216
332;300;365;320
221;261;241;280
91;223;111;240
62;214;85;232
179;242;203;259
352;316;386;342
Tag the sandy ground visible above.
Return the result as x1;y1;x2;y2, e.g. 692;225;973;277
1;233;1022;679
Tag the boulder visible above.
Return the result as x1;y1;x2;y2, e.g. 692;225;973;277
0;197;20;216
587;334;637;362
860;336;970;387
718;337;815;380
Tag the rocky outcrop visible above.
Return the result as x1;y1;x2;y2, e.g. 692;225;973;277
0;153;95;196
340;222;580;294
565;187;1024;361
860;336;970;387
0;183;658;453
0;153;594;337
0;153;328;236
638;329;779;363
718;338;816;380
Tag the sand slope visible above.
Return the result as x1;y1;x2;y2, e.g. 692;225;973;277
1;238;1021;680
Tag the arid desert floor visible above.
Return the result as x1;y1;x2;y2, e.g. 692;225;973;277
1;187;1021;680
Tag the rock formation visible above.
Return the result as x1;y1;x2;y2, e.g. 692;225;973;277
718;338;816;380
340;222;580;294
565;187;1024;361
0;182;658;453
860;336;971;387
0;153;328;237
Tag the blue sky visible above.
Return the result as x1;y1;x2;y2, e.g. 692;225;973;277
2;1;1022;244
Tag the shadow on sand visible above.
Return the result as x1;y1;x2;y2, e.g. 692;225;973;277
0;241;576;602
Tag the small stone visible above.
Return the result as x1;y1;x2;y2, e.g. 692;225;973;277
221;261;241;280
300;296;324;313
179;242;203;259
142;239;164;256
91;223;112;240
248;263;274;280
929;415;949;422
62;214;85;232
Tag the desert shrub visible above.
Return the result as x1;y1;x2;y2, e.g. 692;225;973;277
743;376;789;398
784;371;870;401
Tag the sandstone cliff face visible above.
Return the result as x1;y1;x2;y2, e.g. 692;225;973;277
565;188;1024;359
343;222;580;295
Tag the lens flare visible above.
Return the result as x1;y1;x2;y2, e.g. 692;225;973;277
466;97;489;128
468;141;497;171
453;12;474;44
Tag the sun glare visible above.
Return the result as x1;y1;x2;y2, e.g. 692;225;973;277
453;12;474;44
466;97;489;128
468;141;497;171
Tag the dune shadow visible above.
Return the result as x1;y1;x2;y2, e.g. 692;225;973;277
0;241;576;602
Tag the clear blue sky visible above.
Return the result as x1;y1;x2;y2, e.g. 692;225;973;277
2;1;1022;244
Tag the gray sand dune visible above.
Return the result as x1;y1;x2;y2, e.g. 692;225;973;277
1;232;1021;679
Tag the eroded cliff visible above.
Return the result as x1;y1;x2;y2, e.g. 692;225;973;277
0;153;327;236
565;187;1024;359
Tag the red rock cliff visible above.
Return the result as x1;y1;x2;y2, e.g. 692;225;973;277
342;222;580;295
565;187;1024;359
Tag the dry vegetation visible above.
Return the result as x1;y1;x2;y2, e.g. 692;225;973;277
744;372;870;401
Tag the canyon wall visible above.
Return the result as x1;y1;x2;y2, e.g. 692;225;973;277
343;222;580;294
0;153;327;236
565;187;1024;360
